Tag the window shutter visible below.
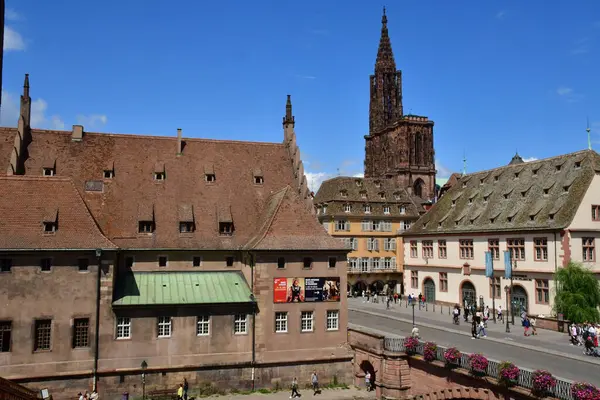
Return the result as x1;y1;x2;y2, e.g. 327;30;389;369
391;257;396;267
374;239;379;251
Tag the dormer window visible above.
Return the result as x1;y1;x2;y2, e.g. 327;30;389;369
543;188;549;196
529;215;535;221
575;161;581;169
452;200;456;206
205;173;216;183
356;180;362;187
154;172;165;181
490;218;496;224
532;168;539;176
480;179;484;185
507;216;513;223
43;167;55;177
340;190;348;198
375;180;381;188
104;170;115;179
483;195;489;202
399;206;406;214
219;222;233;235
514;172;519;179
462;182;467;188
563;185;570;194
43;221;57;233
549;213;555;220
344;204;351;213
383;206;390;215
179;222;195;233
503;194;509;200
379;192;385;200
138;221;155;233
521;190;528;197
555;165;561;172
394;193;401;200
468;198;473;205
322;205;328;214
360;191;367;199
253;168;264;185
364;204;371;213
494;176;499;182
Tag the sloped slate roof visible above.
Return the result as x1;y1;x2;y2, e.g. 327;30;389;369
314;176;423;218
0;176;117;249
404;150;600;235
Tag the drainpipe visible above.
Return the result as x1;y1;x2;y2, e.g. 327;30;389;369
93;249;102;391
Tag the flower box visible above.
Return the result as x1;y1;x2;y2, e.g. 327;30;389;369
498;361;519;387
468;354;488;377
531;370;557;398
423;342;437;362
443;347;462;368
571;382;600;400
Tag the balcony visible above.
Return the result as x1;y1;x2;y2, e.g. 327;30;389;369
347;265;398;274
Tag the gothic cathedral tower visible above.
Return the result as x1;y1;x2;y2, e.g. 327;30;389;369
364;8;436;200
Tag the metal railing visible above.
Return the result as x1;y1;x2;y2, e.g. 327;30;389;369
383;337;575;400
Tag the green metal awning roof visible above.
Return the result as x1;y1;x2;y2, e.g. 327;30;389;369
112;271;253;306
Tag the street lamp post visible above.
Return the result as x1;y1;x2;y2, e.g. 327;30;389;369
411;302;416;326
504;286;511;333
141;360;148;400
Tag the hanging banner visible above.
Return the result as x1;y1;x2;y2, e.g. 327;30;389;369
485;251;493;278
273;278;305;303
305;277;341;302
503;250;512;279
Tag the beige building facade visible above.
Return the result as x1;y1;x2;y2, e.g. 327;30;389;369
402;151;600;316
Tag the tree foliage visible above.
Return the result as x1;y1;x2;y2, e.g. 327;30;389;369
554;262;600;323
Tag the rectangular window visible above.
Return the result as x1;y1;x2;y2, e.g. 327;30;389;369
439;272;448;292
383;206;390;214
205;173;216;182
219;222;233;235
592;205;600;221
234;314;247;334
402;221;411;231
361;220;371;232
488;239;499;260
0;259;12;272
34;320;52;351
583;238;595;262
459;239;474;259
507;238;525;261
422;241;434;258
43;222;57;233
73;318;89;348
411;270;418;289
490;277;501;299
301;311;314;332
154;172;165;181
43;167;55;176
193;256;202;267
350;237;358;250
103;170;115;179
348;258;357;270
138;221;155;233
226;256;234;267
335;220;349;231
410;241;418;258
275;312;288;333
303;257;313;269
438;240;447;259
328;257;337;268
535;279;550;304
367;238;379;251
116;317;131;339
534;238;548;261
179;222;195;233
0;321;11;352
196;316;210;336
40;258;52;272
78;259;89;272
157;317;171;338
326;310;339;331
158;256;168;267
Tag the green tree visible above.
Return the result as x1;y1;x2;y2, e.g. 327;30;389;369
554;262;600;323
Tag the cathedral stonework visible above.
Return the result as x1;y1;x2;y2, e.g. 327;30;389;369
364;9;436;200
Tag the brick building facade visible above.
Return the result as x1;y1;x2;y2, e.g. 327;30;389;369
0;78;352;399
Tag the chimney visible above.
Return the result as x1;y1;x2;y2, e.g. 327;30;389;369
177;128;182;155
72;125;84;142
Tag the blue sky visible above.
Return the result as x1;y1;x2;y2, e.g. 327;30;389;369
3;1;600;191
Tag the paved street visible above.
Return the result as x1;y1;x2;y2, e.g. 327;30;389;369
348;299;600;385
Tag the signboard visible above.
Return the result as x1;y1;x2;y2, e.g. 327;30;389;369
273;278;305;303
273;277;340;303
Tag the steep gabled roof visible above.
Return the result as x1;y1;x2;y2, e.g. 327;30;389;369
404;150;600;236
0;176;116;249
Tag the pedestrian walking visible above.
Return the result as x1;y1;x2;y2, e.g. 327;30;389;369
290;377;300;398
311;371;319;395
183;378;189;400
471;319;478;339
177;384;184;400
365;371;372;391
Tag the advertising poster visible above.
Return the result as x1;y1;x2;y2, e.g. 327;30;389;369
273;277;305;303
304;277;341;302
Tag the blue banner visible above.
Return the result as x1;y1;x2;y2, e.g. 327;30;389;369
504;250;512;279
485;251;493;278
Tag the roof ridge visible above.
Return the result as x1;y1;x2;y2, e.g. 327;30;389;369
65;178;118;249
30;129;285;147
245;186;290;250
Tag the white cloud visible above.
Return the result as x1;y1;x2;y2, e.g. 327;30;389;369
353;173;364;178
522;157;538;162
305;171;332;193
496;10;507;20
5;9;21;21
435;160;454;178
76;114;108;129
0;90;105;131
4;26;26;51
556;86;583;103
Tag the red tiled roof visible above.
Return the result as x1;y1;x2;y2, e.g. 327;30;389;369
0;176;116;249
7;127;337;251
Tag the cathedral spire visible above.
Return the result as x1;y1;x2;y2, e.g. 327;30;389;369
23;73;30;99
282;94;295;126
375;6;396;71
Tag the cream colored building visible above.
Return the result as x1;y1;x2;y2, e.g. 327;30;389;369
402;150;600;316
314;177;424;295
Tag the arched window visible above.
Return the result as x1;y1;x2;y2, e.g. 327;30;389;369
413;179;424;198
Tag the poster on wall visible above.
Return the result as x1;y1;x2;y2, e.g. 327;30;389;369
305;277;341;302
273;278;305;303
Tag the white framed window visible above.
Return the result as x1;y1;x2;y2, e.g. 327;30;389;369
348;258;358;270
116;317;131;339
344;204;351;213
335;220;349;231
326;310;339;331
371;220;381;231
399;206;406;215
402;221;411;230
275;312;288;333
371;257;380;269
361;220;371;231
364;204;371;213
322;205;328;214
234;314;248;334
322;221;330;232
383;206;390;214
350;237;358;250
301;311;314;332
360;258;369;272
157;317;171;338
384;257;392;269
197;316;210;336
